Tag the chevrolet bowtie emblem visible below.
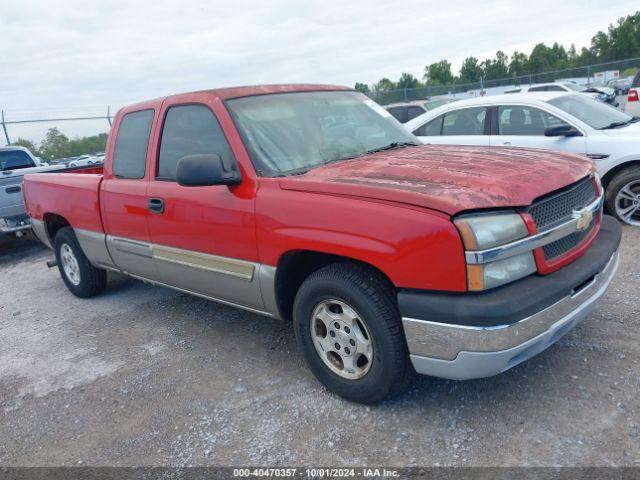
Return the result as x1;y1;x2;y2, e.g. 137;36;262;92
573;207;593;231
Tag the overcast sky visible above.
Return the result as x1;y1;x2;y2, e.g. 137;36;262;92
1;0;637;145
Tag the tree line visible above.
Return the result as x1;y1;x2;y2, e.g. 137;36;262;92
355;11;640;94
13;127;108;161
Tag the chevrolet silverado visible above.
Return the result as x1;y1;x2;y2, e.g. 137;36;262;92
23;85;621;403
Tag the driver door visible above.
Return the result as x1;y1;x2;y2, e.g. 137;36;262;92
145;99;263;311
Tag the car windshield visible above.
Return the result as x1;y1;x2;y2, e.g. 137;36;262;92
226;91;418;176
547;94;634;129
0;150;36;171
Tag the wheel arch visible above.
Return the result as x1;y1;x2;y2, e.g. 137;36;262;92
601;159;640;191
42;213;71;246
273;250;396;322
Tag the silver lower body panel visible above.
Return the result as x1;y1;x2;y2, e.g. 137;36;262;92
406;251;619;380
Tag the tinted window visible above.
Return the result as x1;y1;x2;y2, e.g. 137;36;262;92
0;150;36;171
498;106;563;135
414;116;443;136
407;106;426;121
158;105;236;181
386;106;408;123
113;110;154;179
442;107;486;135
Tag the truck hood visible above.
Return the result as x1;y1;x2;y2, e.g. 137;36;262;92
278;145;594;215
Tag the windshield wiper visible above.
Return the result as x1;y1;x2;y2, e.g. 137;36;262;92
598;119;634;130
365;141;418;155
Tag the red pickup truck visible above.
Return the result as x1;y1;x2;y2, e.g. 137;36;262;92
24;85;621;404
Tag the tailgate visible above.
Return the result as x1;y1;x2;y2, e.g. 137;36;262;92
0;174;27;217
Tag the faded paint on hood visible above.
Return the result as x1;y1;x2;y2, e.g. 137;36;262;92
278;145;594;215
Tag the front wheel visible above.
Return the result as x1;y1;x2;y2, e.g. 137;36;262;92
293;263;413;404
54;227;107;298
605;167;640;226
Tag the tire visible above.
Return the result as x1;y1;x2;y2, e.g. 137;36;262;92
293;262;414;404
54;227;107;298
604;167;640;226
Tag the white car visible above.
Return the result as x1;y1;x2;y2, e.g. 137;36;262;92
405;92;640;225
508;81;617;105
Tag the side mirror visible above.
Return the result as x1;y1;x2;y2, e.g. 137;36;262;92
176;154;241;187
544;123;582;137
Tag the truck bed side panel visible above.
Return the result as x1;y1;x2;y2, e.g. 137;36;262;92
23;172;104;233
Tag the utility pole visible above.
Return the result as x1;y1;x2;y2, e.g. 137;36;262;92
1;110;10;145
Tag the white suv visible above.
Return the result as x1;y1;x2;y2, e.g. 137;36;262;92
405;92;640;225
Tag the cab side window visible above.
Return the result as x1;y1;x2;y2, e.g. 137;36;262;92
441;107;487;135
414;115;443;136
113;109;154;179
498;106;564;136
157;105;236;181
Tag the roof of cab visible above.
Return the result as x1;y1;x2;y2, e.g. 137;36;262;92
118;84;353;114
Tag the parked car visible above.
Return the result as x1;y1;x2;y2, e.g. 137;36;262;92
406;92;640;225
625;71;640;117
385;98;457;123
607;77;632;95
0;146;59;236
508;82;618;106
24;85;620;404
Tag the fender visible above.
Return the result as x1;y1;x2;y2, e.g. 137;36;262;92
255;179;468;292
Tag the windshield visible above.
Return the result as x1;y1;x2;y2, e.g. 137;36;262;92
0;150;36;171
548;94;634;129
226;91;418;175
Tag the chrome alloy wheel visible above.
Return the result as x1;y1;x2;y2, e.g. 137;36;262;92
615;180;640;226
310;299;373;380
60;243;81;286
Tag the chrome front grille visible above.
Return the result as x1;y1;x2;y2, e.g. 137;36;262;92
528;177;598;261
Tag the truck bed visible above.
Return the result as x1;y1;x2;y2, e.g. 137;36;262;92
23;166;105;233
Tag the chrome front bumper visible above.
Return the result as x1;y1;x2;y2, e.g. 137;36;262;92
404;251;619;380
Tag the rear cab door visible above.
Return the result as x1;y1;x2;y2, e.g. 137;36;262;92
144;92;264;311
100;101;161;279
412;105;490;146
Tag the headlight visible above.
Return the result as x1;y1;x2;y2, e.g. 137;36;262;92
455;213;536;291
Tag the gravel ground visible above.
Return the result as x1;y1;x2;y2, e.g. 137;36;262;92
0;228;638;467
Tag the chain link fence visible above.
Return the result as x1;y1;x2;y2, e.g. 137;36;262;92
371;57;640;105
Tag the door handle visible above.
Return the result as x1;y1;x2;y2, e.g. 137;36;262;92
5;186;21;194
502;141;511;146
147;197;165;214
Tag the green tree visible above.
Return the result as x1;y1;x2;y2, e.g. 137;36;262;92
528;43;552;73
39;128;70;160
396;72;422;90
374;78;395;91
423;60;454;86
459;56;482;83
13;138;39;155
482;50;509;80
354;82;371;95
508;51;529;76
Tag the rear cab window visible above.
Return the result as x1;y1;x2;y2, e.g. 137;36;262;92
113;110;154;179
157;104;236;181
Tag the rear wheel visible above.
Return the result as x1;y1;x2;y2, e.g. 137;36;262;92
605;168;640;226
293;263;413;404
54;227;107;298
